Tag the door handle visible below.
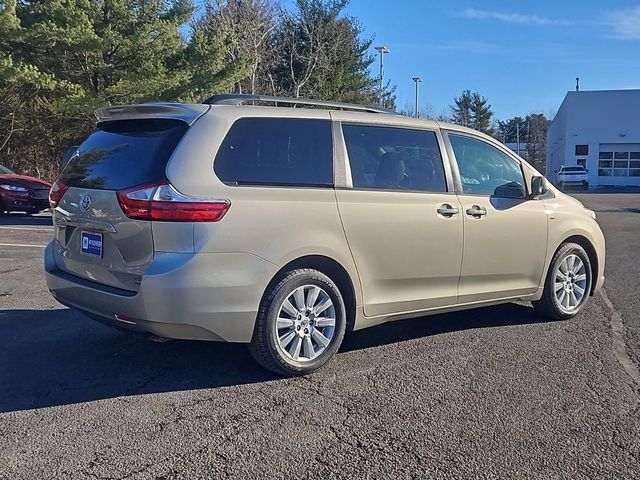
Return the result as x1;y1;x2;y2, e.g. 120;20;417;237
437;204;459;217
465;205;487;218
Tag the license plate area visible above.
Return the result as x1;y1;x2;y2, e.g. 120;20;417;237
81;231;103;258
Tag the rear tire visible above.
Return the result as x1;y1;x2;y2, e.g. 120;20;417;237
532;242;592;320
249;268;346;376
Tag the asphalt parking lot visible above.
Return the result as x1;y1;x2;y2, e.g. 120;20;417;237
1;193;639;479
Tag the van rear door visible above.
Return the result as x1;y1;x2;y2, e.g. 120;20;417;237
52;115;193;292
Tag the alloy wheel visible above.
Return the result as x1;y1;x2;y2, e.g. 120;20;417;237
554;253;588;313
275;284;336;362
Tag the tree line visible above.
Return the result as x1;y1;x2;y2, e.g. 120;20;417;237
0;0;549;180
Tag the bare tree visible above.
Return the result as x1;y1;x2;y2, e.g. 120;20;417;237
212;0;277;94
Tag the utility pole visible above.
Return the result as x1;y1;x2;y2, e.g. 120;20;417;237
412;77;422;118
526;121;530;162
516;122;520;158
375;46;390;106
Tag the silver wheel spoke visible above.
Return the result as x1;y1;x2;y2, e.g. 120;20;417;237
575;273;587;282
303;336;316;360
277;317;295;329
311;329;330;347
558;289;566;306
314;297;332;316
573;258;584;272
569;290;578;307
562;292;571;308
293;287;306;311
574;284;585;296
556;270;566;281
314;316;335;327
559;260;568;275
554;282;564;292
279;330;296;349
306;286;321;310
289;336;303;360
281;299;299;318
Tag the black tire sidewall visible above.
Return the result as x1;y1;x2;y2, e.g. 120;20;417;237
548;244;592;318
263;270;346;374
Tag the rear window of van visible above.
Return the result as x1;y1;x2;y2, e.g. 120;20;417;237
61;119;187;190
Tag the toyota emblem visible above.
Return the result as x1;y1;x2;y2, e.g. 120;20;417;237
80;194;92;211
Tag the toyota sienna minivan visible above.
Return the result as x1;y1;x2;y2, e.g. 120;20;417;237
45;94;605;376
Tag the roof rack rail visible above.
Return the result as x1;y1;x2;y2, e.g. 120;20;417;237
202;94;395;115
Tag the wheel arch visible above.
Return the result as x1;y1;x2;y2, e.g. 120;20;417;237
262;255;357;331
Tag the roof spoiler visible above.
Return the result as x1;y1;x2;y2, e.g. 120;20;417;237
94;103;209;126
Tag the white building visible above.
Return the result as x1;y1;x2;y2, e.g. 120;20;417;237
547;89;640;187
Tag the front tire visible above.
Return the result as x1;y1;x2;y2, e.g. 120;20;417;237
533;243;592;320
249;268;347;376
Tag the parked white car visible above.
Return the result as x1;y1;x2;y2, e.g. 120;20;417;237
555;165;589;190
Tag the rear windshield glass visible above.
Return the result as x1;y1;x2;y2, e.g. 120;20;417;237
214;118;333;187
60;119;188;190
561;167;586;172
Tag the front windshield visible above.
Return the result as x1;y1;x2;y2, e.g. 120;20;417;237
0;164;14;174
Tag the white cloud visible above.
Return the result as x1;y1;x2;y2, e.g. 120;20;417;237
605;6;640;39
460;8;572;27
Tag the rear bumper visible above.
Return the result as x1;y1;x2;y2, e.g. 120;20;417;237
557;179;588;185
44;242;276;342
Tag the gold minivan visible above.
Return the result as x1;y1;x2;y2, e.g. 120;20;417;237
45;95;605;376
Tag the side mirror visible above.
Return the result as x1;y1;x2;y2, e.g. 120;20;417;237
60;146;79;169
529;176;547;198
553;169;558;173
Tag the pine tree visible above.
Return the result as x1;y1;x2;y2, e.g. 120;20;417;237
450;90;494;134
451;89;473;127
470;92;493;134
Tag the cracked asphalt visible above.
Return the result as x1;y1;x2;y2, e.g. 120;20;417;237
1;193;639;479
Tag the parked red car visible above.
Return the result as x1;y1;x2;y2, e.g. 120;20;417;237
0;164;51;215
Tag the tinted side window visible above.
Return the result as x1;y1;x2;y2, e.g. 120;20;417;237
448;134;526;198
61;119;188;190
342;124;447;193
214;118;333;187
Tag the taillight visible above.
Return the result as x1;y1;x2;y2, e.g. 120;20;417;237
116;182;230;222
49;179;69;208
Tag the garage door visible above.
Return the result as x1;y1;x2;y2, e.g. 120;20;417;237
598;144;640;184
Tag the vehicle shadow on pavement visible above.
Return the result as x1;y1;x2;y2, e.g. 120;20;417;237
1;303;547;412
340;302;546;351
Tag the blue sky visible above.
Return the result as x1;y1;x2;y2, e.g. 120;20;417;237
341;0;640;120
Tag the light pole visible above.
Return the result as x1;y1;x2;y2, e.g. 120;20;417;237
375;46;390;106
412;77;422;117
